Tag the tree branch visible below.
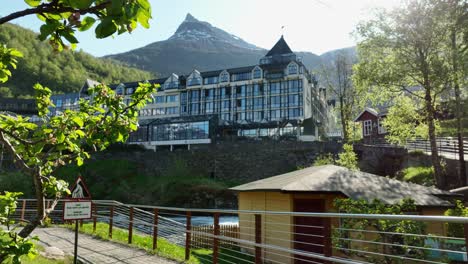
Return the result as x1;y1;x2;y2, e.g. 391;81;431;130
0;132;33;174
0;1;110;25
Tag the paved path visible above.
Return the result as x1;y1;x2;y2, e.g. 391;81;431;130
32;227;177;264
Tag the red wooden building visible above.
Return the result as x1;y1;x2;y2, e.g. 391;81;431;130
354;107;388;140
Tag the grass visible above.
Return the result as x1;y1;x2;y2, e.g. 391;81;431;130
400;166;434;186
62;222;252;264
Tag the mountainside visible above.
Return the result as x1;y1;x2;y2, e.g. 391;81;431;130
0;23;154;97
106;13;330;77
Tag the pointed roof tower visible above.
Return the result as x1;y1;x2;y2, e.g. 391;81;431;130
265;35;293;56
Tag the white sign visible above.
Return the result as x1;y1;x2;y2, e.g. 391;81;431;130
63;201;92;220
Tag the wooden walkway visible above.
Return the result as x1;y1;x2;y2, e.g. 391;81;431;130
32;227;177;264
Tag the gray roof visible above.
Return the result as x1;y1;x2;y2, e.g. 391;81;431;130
230;165;454;207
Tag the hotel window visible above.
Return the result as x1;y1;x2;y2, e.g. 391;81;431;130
116;87;124;95
270;96;280;108
253;84;264;96
222;113;231;121
190;103;200;114
253;98;264;110
126;87;134;94
56;99;62;108
269;82;280;94
232;72;251;82
220;87;231;99
188;77;201;86
222;100;230;111
254;111;264;121
288;94;300;106
220;72;229;82
236;86;246;97
166;95;179;103
166;107;178;115
205;102;214;113
204;89;215;100
253;68;262;79
288;80;301;93
189;90;200;102
155;96;165;104
236;99;246;110
288;108;302;118
288;63;298;75
203;76;218;85
363;120;372;136
153;108;165;115
270;110;280;120
236;112;246;121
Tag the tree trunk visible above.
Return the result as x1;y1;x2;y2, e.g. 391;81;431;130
425;90;445;188
340;96;349;142
451;27;466;186
18;172;45;238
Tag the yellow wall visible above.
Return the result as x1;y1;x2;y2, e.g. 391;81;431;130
238;191;450;264
238;192;342;264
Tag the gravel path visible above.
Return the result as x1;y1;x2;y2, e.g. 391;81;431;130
32;227;178;264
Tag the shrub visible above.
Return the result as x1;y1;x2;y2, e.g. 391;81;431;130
336;144;359;170
401;166;434;186
313;153;335;166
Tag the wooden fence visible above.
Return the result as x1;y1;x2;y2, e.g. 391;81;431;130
191;224;239;249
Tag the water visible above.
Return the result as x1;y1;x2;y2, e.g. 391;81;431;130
167;215;239;226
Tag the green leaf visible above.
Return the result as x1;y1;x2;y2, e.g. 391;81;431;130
75;130;85;137
68;0;93;9
79;17;96;32
95;18;117;39
72;116;84;127
39;24;56;41
57;132;65;143
24;0;41;7
61;31;79;44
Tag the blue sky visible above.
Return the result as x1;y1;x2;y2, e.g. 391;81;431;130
0;0;401;57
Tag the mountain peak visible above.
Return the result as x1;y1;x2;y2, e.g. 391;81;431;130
184;13;198;23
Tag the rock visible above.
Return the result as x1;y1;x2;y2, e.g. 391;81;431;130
40;246;65;260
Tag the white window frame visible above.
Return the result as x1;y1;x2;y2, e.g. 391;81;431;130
363;120;372;136
378;118;386;134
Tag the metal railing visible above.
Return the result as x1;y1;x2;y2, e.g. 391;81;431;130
11;199;468;264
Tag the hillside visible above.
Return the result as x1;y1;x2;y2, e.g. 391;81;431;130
106;13;329;76
0;23;155;97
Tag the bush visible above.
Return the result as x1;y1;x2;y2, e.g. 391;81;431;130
400;166;434;186
444;200;468;238
313;153;335;166
336;144;359;170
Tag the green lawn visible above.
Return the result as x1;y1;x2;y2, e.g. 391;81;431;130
63;222;252;264
400;166;434;186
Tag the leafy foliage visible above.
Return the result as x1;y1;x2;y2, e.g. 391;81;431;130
14;0;152;51
399;166;435;186
336;144;359;170
333;198;426;263
444;200;468;238
383;96;440;145
0;24;154;97
313;153;335;166
0;192;38;263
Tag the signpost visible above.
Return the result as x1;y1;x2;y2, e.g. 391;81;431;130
64;176;92;264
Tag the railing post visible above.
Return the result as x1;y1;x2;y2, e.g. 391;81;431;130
128;207;134;244
323;217;332;263
213;213;220;264
185;211;192;261
255;214;262;264
93;204;97;233
152;208;159;250
20;200;26;221
464;224;468;259
109;205;114;239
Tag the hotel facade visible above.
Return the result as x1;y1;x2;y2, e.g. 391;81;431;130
50;37;330;150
